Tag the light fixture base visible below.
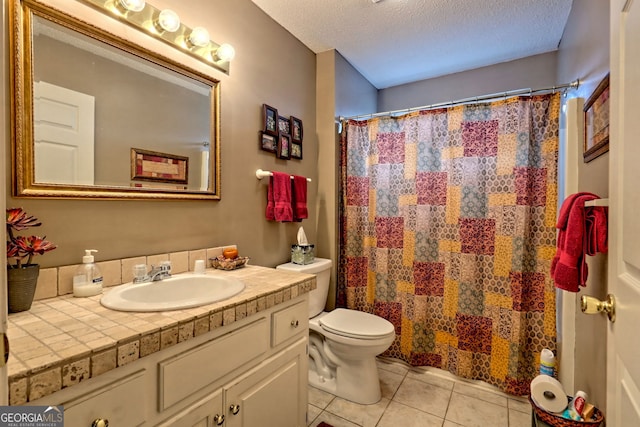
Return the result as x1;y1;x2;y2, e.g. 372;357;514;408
79;0;233;74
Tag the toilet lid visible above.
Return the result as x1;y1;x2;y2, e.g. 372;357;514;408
319;308;395;339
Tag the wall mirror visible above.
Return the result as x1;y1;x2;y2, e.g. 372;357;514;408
9;0;221;200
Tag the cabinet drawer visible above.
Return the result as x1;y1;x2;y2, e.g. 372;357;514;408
63;369;147;426
159;318;268;411
272;301;308;347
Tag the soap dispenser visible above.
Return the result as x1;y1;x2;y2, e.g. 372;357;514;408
73;249;104;297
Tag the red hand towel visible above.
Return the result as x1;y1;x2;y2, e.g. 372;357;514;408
551;192;603;292
265;176;276;221
272;171;293;222
292;175;308;221
585;206;608;255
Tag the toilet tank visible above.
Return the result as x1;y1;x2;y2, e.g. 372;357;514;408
276;258;332;318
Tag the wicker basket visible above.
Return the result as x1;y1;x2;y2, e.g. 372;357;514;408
529;396;604;427
210;256;249;270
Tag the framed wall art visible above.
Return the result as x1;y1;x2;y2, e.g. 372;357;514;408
260;132;277;153
291;142;302;160
263;104;278;136
583;73;610;163
277;133;291;159
278;115;290;135
290;116;303;143
131;148;188;184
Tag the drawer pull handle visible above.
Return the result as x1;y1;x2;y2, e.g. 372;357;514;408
91;419;109;427
214;414;225;425
291;320;299;328
230;404;241;415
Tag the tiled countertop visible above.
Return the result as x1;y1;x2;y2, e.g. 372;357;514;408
6;265;315;405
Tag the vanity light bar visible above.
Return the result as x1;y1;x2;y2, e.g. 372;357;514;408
79;0;234;74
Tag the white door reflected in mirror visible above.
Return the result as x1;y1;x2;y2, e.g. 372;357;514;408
34;81;95;185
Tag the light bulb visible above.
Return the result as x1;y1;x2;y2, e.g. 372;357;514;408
157;9;180;33
188;27;210;48
117;0;145;12
215;43;235;62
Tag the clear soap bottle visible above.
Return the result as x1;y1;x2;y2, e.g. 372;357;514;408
73;249;104;297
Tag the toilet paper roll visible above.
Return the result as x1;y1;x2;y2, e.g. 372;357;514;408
530;375;568;413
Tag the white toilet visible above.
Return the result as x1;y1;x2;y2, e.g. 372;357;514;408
277;258;395;405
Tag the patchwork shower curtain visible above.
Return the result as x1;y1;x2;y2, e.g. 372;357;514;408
338;93;560;395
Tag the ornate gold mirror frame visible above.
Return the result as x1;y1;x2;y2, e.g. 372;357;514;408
9;0;221;200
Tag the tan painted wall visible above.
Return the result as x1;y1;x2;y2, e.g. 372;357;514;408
315;51;337;309
5;0;317;270
315;51;378;310
378;51;559;111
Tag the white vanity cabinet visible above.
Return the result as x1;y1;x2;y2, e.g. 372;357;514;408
28;296;309;427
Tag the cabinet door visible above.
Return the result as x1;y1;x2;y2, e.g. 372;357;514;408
157;389;224;427
225;338;307;427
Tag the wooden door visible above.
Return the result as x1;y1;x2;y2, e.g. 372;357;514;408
607;0;640;425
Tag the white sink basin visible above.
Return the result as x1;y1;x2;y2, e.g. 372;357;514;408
100;273;245;312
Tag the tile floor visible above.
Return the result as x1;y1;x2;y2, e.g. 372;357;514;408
307;357;533;427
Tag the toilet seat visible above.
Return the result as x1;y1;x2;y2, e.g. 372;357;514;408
318;308;395;340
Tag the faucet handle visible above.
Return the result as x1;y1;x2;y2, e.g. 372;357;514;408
160;261;172;273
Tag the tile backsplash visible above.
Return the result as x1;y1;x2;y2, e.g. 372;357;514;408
33;245;235;301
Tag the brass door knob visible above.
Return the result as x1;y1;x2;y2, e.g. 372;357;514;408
91;419;109;427
580;294;616;322
214;414;225;425
230;404;241;415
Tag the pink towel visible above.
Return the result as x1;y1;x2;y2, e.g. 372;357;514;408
269;172;293;222
292;175;308;221
551;192;608;292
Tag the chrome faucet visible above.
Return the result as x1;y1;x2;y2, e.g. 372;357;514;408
149;262;172;282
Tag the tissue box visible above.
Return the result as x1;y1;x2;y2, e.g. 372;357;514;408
291;244;315;265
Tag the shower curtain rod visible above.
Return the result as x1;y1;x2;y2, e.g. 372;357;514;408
338;79;580;121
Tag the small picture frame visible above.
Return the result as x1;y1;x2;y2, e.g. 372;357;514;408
290;116;303;143
260;132;277;153
131;148;188;184
277;133;291;159
278;115;290;135
263;104;278;136
583;73;610;163
291;142;302;160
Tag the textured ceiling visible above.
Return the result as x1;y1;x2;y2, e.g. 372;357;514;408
250;0;574;89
